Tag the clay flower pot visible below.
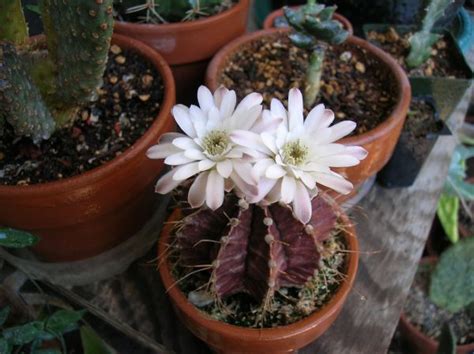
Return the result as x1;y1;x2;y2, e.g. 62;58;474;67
158;204;359;354
0;34;175;262
205;28;411;193
399;257;474;354
114;0;250;104
263;7;353;35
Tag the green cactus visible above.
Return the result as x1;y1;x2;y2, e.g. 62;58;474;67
0;0;114;143
115;0;228;23
406;0;453;68
284;0;349;109
429;237;474;313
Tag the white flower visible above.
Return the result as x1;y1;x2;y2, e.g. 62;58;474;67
232;88;367;224
147;86;270;210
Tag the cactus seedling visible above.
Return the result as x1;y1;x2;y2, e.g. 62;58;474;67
0;0;114;143
283;0;349;109
406;0;454;68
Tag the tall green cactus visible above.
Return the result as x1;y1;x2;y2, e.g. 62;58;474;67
0;0;114;143
0;0;28;45
406;0;453;68
284;0;348;109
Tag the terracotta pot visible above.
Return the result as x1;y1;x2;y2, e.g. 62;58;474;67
114;0;250;104
205;28;411;190
399;257;474;354
158;203;359;353
262;7;354;35
0;34;176;262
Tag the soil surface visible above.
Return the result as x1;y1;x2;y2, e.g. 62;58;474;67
404;262;474;346
219;34;398;135
0;45;164;186
366;27;470;79
172;230;348;328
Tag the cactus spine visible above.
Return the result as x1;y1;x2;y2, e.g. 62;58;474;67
0;0;114;142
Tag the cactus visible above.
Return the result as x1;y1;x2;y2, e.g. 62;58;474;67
115;0;229;23
174;193;338;308
284;0;349;109
0;0;114;143
406;0;453;68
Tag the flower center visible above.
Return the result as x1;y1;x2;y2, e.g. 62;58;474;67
282;140;309;166
202;130;230;157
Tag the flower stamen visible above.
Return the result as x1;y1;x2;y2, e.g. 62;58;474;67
282;140;309;166
202;130;230;157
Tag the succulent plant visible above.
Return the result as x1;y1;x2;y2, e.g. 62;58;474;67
0;0;114;143
406;0;454;68
284;0;349;109
115;0;230;23
175;194;338;306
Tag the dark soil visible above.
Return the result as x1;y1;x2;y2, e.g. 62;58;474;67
403;98;443;161
0;44;164;186
404;262;474;346
366;27;470;79
219;33;398;135
171;230;348;328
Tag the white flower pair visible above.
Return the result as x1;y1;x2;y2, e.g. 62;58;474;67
147;86;367;224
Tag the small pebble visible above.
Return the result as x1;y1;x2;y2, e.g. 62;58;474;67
139;94;151;102
339;51;352;62
141;74;154;87
355;62;366;73
109;75;118;84
336;112;346;119
115;55;126;64
110;44;122;54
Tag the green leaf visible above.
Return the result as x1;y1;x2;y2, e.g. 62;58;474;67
45;309;85;335
0;228;40;248
2;321;44;345
406;31;441;68
25;4;41;14
430;237;474;312
436;323;456;354
0;338;12;354
288;32;315;49
437;194;459;244
81;325;115;354
0;306;10;326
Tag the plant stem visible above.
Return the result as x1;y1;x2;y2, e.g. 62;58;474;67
304;45;325;109
307;0;316;6
0;0;28;45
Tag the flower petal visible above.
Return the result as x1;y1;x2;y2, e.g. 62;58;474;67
159;132;185;143
213;85;228;108
281;176;296;203
146;143;180;159
188;172;209;208
219;89;237;119
198;159;216;171
261;132;278;154
270;98;288;122
233;161;258;185
247;177;278;203
172;162;201;181
184;149;206;160
206;170;224;210
155;169;182;194
230;130;270;154
299;171;316;189
235;92;263;114
288;88;304;131
206;106;221;130
252;158;275;179
172;137;199;150
231;171;259;197
217;159;233;178
345;146;368;160
265;164;287;179
165;152;194;165
324;121;357;143
173;105;196;137
314;172;353;194
316;154;361;167
293;180;312;224
197;86;214;112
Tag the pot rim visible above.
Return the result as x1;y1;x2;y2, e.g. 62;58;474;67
158;197;359;340
400;256;474;351
113;0;249;32
262;6;353;35
205;28;412;147
0;33;175;196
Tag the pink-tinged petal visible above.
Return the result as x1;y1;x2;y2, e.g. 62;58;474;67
146;143;180;159
293;181;312;224
230;172;259;197
264;179;282;204
198;159;215;171
230;130;270;154
316;154;361;167
252;158;275;179
281;175;296;203
299;171;316;189
165;153;194;165
226;147;244;159
188;172;208;208
224;178;234;192
172;105;196;137
252;110;283;133
304;104;325;131
184;149;206;160
213;85;229;107
237;105;263;131
158;132;185;143
300;162;331;173
189;105;207;138
206;106;221;130
288;88;304;131
247;177;278;203
308;143;346;157
217;160;233;178
197;86;214;112
219;89;236;119
261;132;278;154
172;162;201;181
233;161;258;185
155;169;182;194
270;98;288;121
235;92;263;114
206;170;224;210
345;146;368;160
172;137;199;150
326;121;357;142
314;172;353;194
265;164;287;179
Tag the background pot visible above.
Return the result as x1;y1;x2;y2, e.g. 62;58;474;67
0;34;176;262
399;257;474;354
363;24;473;121
114;0;250;104
158;203;359;354
205;28;411;193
